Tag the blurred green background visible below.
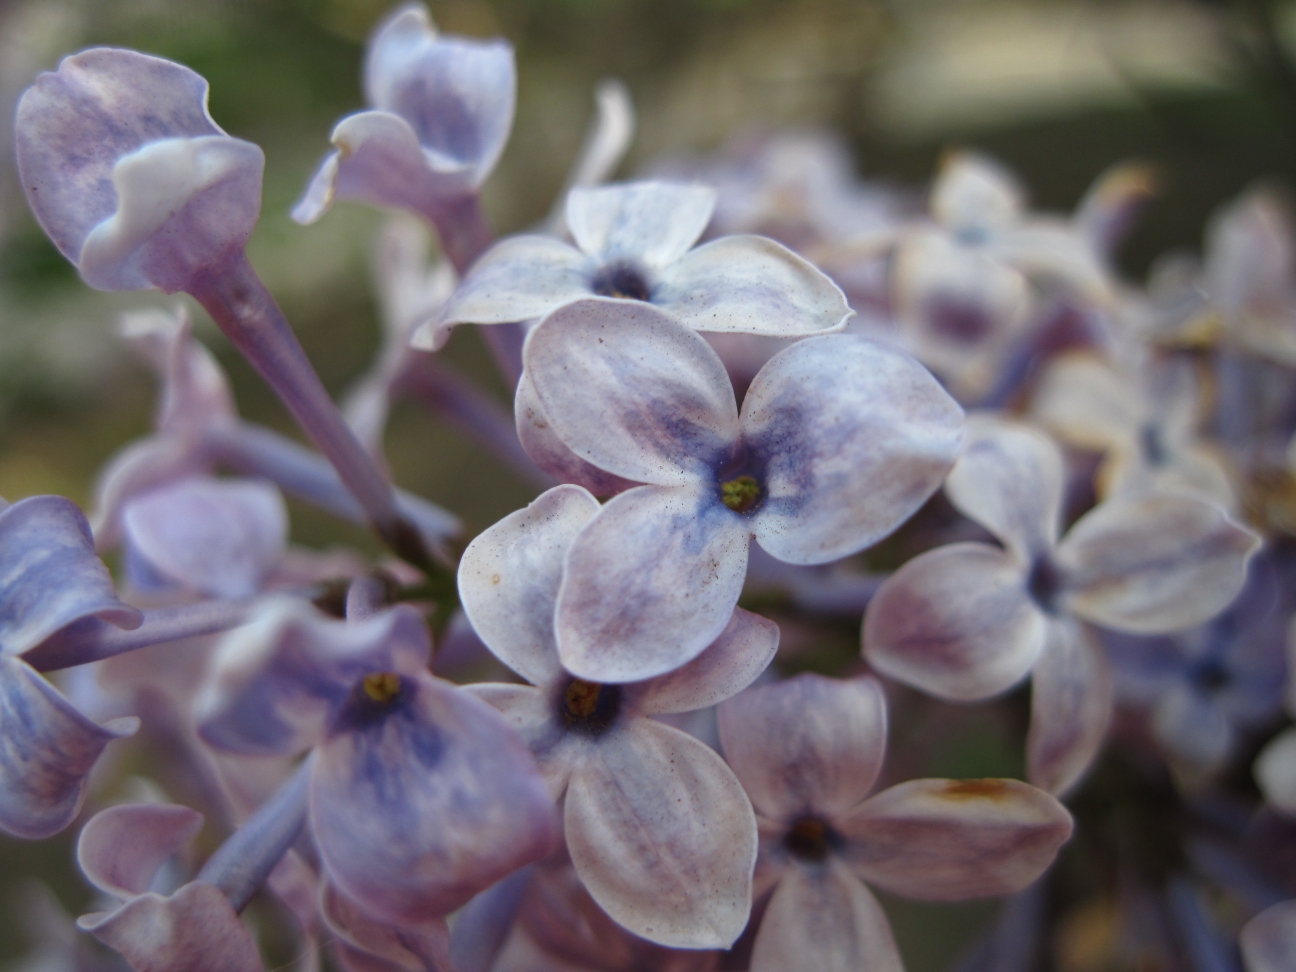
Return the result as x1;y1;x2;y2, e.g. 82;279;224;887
1;0;1294;968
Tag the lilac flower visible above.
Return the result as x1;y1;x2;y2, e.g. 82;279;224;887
458;484;771;947
716;674;1074;972
1254;631;1296;816
1242;899;1296;972
864;416;1260;795
521;298;963;682
196;597;559;925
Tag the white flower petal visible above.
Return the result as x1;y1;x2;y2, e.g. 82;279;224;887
1255;727;1296;815
1026;619;1113;796
566;181;715;267
436;235;592;328
1241;899;1296;972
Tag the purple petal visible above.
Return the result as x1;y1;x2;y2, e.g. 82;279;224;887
0;495;141;656
437;234;591;326
122;477;287;599
863;543;1045;701
744;334;963;565
464;682;572;798
652;235;851;335
630;607;778;716
564;718;756;948
310;673;558;924
0;656;138;839
78;803;204;899
91;435;209;548
555;484;750;683
458;484;600;686
750;860;903;972
1241;899;1296;972
842;778;1073;899
1150;684;1234;779
15;48;221;266
1056;493;1261;633
565;182;715;266
716;674;888;823
1026;619;1113;796
525;299;738;487
931;151;1024;234
319;879;452;972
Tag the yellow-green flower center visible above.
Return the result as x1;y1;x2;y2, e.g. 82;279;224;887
721;474;762;513
362;671;402;704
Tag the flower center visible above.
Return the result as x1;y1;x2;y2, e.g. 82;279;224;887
784;816;835;862
720;474;763;514
362;671;402;703
560;678;622;736
1139;422;1167;466
590;261;651;301
1027;555;1065;615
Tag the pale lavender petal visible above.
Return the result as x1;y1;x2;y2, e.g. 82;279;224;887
91;435;209;547
0;656;138;839
750;859;903;972
842;777;1073;899
1056;493;1261;633
77;803;204;899
464;683;572;799
319;879;452;972
0;495;141;656
652;235;851;335
564;718;756;948
1150;683;1234;779
311;673;558;924
1030;351;1143;452
988;220;1109;299
525;299;738;487
79;882;262;972
716;673;887;822
630;607;778;716
1255;728;1296;814
459;484;600;686
556;484;750;683
944;416;1064;560
435;235;591;327
1026;619;1114;796
744;334;963;565
122;477;288;599
565;182;715;267
931;151;1024;236
15;48;221;265
1241;900;1296;972
863;543;1045;701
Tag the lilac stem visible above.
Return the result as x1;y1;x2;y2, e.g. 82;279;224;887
196;757;312;913
27;598;261;673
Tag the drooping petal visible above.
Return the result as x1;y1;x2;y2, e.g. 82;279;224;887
0;495;141;657
750;859;903;972
310;673;558;924
841;777;1073;899
944;417;1064;560
564;718;756;949
566;182;715;267
319;879;452;972
122;477;288;599
651;235;851;335
1056;493;1260;633
1255;728;1296;814
555;484;750;683
716;674;888;823
630;607;778;716
78;803;204;899
459;484;600;686
1026;619;1113;796
863;543;1045;702
744;333;963;565
525;299;738;487
1241;899;1296;972
0;656;139;839
434;235;592;328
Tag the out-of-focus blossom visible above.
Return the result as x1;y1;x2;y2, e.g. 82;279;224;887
459;485;768;948
717;674;1073;972
522;299;963;682
865;416;1260;795
1254;624;1296;816
1242;899;1296;972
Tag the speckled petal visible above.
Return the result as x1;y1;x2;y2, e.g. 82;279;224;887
78;803;204;899
564;718;756;948
717;674;887;823
841;778;1073;899
1056;493;1261;633
525;299;738;487
1241;899;1296;972
745;334;963;565
458;484;600;685
566;182;715;266
435;235;591;328
555;483;750;683
1255;728;1296;814
863;543;1044;702
1026;619;1113;796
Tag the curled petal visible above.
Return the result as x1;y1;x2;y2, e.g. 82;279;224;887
1026;620;1113;796
556;484;750;683
745;334;963;565
91;435;210;547
863;543;1044;702
1241;899;1296;972
566;182;715;266
564;719;756;948
944;416;1063;560
435;235;591;328
717;674;888;822
311;674;558;924
0;656;138;839
750;860;903;972
78;803;204;899
1255;728;1296;814
120;304;236;437
320;879;452;972
842;778;1073;900
1056;493;1260;633
459;484;600;686
652;235;851;335
526;299;738;487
